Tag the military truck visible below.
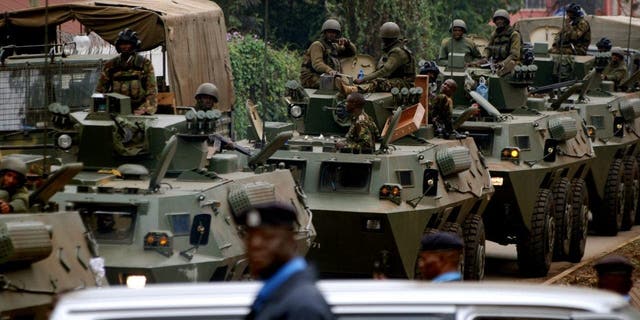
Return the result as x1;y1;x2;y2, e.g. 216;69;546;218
262;55;494;280
442;55;595;277
49;93;315;285
1;162;106;319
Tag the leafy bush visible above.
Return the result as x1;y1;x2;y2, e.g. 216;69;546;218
228;33;301;139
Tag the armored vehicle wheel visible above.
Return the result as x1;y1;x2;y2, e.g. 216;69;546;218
597;159;625;236
567;178;588;263
517;188;555;278
551;178;573;261
621;156;639;230
462;214;486;280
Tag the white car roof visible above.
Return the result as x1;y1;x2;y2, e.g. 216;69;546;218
51;280;631;319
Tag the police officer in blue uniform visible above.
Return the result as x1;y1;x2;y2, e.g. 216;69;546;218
417;231;464;282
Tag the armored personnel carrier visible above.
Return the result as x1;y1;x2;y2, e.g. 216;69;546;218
49;94;315;285
266;56;494;280
443;55;595;277
525;45;640;236
1;162;106;319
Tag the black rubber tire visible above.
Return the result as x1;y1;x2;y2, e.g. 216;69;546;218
551;178;573;261
597;159;625;236
621;156;639;230
567;178;588;263
462;214;486;281
517;188;555;278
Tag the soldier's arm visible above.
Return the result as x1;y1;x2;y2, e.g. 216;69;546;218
95;64;111;93
611;67;628;83
438;39;449;65
362;50;407;82
469;41;483;60
504;31;522;64
338;40;357;58
142;59;158;114
310;42;334;74
568;21;589;41
8;188;29;213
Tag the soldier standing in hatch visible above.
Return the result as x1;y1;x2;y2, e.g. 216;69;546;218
0;158;29;214
472;9;521;76
438;19;482;67
348;22;415;93
336;92;379;153
194;82;232;139
549;3;591;56
300;19;357;89
96;28;158;115
603;48;628;91
429;79;458;136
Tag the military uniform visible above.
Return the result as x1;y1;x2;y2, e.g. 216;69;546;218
300;39;356;88
438;37;482;66
0;186;28;213
96;54;158;114
484;26;521;65
550;17;591;55
429;93;454;134
603;59;628;90
345;111;379;153
361;40;415;92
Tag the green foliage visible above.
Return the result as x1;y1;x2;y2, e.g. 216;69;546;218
228;34;301;139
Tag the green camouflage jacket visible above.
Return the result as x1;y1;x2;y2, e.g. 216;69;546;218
96;54;158;114
345;111;380;152
553;18;591;55
484;26;521;64
603;60;628;88
363;40;415;82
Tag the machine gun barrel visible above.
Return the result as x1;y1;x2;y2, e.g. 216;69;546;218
529;79;578;94
208;133;252;157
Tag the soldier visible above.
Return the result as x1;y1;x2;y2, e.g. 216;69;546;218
96;28;158;115
429;79;458;136
194;82;232;138
300;19;357;88
0;158;29;214
602;47;628;90
475;9;521;76
233;202;335;320
549;3;591;56
596;37;612;53
417;231;464;282
336;92;380;154
351;22;415;92
438;19;482;67
593;255;634;301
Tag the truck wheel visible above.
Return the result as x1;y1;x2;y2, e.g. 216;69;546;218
597;159;625;236
517;188;555;278
567;178;588;263
621;156;639;230
462;214;485;280
551;178;573;261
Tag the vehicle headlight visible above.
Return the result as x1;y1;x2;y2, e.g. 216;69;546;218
56;134;73;150
288;104;304;119
501;147;520;162
126;275;147;289
143;231;173;257
379;183;402;205
491;177;504;186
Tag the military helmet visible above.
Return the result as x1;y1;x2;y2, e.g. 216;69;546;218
419;60;440;76
566;3;583;15
492;9;510;24
611;47;626;58
115;28;141;52
321;19;342;34
195;83;219;101
449;19;467;33
596;37;612;51
379;22;401;39
0;158;27;181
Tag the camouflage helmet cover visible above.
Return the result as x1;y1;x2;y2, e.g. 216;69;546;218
0;157;27;179
195;82;220;101
115;28;141;52
492;9;510;24
449;19;467;33
321;19;342;34
380;22;401;39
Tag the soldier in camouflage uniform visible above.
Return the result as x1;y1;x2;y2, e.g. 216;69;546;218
336;92;379;153
194;82;232;139
603;48;628;91
438;19;482;67
477;9;521;76
0;158;29;213
549;3;591;56
429;79;458;136
96;28;158;115
300;19;357;88
352;22;415;92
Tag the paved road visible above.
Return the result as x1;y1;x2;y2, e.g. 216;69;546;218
485;225;640;282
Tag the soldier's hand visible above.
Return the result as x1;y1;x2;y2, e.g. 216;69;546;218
354;78;364;85
0;200;11;213
328;70;338;76
338;38;349;46
335;140;345;149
